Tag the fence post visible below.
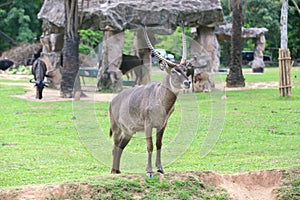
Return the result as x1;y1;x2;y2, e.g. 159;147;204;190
278;48;292;97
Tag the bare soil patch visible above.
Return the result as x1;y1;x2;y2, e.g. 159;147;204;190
0;78;278;103
201;170;283;200
0;170;283;200
11;86;115;102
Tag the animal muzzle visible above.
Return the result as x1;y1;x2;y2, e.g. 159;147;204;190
30;79;48;99
36;82;46;99
183;80;191;89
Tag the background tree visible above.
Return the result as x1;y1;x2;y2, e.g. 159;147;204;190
221;0;300;62
226;0;245;87
0;0;43;54
288;0;300;60
60;0;81;98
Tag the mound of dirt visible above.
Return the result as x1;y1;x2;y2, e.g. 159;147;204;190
201;170;283;200
0;170;283;200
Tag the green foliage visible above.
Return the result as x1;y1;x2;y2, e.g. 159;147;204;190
123;29;134;55
244;0;281;58
288;0;300;60
79;29;103;48
79;43;93;55
155;26;193;60
0;0;43;52
78;29;103;55
221;0;300;61
9;65;31;75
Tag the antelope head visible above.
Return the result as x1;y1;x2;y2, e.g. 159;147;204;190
30;79;49;99
143;23;191;91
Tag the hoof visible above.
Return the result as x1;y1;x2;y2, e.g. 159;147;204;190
146;172;154;178
111;169;121;174
157;168;164;174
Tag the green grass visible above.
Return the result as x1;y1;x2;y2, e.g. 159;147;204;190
0;67;300;191
44;173;228;200
276;170;300;200
0;85;109;187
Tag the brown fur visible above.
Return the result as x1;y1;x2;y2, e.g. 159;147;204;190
109;66;189;176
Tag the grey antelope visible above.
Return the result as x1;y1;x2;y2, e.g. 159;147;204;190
30;58;49;99
109;24;191;177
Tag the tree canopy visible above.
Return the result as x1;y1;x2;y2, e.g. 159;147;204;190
0;0;43;54
221;0;300;61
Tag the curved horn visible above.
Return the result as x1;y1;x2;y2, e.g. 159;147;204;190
143;28;177;67
180;21;187;65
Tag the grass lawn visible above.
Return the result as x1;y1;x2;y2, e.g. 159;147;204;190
0;67;300;190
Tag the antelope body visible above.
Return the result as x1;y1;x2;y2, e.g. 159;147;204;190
30;58;48;99
109;25;190;177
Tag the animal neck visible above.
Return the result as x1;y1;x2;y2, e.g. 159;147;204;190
157;75;178;112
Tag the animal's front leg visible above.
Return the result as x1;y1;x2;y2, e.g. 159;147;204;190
145;125;154;178
155;127;165;174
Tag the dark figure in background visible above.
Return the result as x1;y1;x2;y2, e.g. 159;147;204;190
0;59;14;71
26;49;42;66
30;58;48;99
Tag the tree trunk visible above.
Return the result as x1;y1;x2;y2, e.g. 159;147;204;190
60;0;81;98
226;0;245;87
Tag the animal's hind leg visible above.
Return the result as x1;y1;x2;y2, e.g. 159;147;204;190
155;127;165;174
111;132;132;174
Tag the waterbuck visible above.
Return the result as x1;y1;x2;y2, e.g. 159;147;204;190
30;58;48;99
109;25;191;177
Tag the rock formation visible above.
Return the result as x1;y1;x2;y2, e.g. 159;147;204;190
38;0;224;91
215;23;268;72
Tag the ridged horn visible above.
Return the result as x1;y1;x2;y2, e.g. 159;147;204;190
180;21;187;65
143;28;177;67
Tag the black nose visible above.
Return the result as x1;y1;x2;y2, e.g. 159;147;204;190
184;80;190;88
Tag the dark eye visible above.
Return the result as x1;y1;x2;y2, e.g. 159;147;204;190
171;69;177;74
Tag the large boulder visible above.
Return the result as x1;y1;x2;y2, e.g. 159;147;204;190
38;0;224;32
215;23;268;41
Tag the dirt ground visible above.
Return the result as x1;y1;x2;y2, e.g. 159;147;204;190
0;74;278;103
0;170;283;200
201;170;283;200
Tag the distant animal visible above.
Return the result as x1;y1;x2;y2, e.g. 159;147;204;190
30;58;48;99
109;24;191;178
120;54;143;75
120;54;143;83
0;59;14;71
194;72;212;92
185;62;195;92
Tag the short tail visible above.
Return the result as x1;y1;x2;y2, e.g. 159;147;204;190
109;128;113;138
109;104;113;138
